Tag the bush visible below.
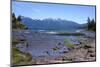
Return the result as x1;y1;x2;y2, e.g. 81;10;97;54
12;47;32;65
64;39;74;48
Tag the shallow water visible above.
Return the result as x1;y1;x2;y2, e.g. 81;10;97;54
13;30;83;58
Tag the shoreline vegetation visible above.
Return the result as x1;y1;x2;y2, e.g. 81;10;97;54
12;13;96;66
12;38;36;65
12;13;33;65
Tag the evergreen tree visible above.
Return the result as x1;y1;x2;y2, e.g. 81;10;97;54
17;15;22;21
87;17;96;31
91;19;96;31
12;13;16;23
12;13;27;29
87;17;91;30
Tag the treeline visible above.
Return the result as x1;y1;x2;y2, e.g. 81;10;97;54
87;17;96;31
12;13;27;29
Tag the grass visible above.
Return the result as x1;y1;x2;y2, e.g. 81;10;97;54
12;48;23;64
12;37;31;65
64;39;74;48
12;47;32;65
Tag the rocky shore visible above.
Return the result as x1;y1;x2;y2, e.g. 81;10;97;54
12;30;96;65
33;38;96;64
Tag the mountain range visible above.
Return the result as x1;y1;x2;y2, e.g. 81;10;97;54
20;16;86;32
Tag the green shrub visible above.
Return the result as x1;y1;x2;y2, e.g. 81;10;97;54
64;39;74;48
12;47;32;65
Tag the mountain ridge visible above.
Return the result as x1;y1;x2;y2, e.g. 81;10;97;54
20;16;85;32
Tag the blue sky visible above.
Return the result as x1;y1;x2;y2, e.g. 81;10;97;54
12;1;95;24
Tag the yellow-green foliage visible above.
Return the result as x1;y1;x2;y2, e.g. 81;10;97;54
64;39;74;48
12;47;32;65
12;48;23;64
12;39;20;46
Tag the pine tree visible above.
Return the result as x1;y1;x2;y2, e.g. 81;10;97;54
12;13;16;23
87;17;96;31
17;15;22;21
87;17;91;30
